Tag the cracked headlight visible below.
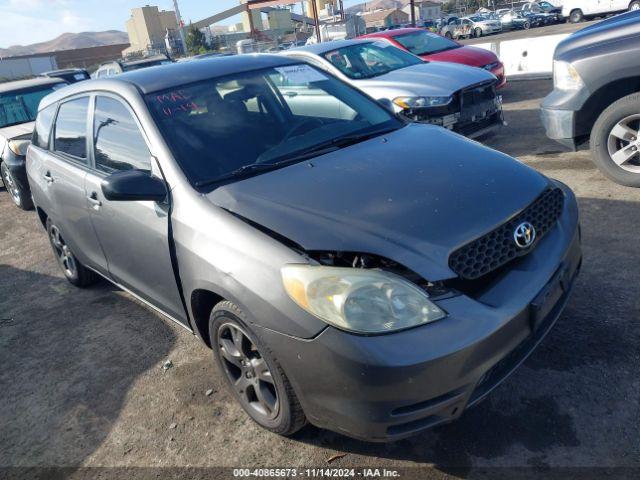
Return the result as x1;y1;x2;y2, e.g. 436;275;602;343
281;265;446;334
393;96;452;109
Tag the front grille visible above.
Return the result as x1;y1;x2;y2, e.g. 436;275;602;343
461;82;496;107
449;188;565;280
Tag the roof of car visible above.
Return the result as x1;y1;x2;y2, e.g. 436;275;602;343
39;54;301;107
42;68;88;75
0;76;66;94
290;38;378;55
122;54;171;66
360;27;427;38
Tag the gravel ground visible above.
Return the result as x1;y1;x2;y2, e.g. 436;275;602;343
0;80;639;478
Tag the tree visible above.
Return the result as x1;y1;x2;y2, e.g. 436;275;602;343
185;23;208;55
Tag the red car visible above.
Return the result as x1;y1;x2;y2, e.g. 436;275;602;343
359;28;506;88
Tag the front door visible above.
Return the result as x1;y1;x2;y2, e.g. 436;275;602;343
85;94;186;323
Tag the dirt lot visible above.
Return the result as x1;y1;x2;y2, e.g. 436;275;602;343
1;80;639;477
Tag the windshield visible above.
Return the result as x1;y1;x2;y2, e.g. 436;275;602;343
0;84;63;128
322;41;423;80
145;64;402;187
393;31;459;56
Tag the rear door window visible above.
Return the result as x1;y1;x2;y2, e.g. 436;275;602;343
32;103;57;149
93;96;151;173
54;97;89;161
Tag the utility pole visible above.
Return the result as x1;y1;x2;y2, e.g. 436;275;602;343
172;0;187;54
309;0;321;43
409;0;416;27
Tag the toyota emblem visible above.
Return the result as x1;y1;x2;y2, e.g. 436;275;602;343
514;222;536;249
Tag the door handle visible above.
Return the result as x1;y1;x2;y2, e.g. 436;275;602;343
43;172;54;184
283;91;298;98
87;192;102;209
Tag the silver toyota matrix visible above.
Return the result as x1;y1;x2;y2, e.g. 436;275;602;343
26;55;581;441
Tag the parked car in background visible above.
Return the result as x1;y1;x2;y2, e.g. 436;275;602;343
0;77;67;210
499;9;532;29
93;54;173;78
521;1;562;23
26;55;581;441
360;28;506;88
541;11;640;186
562;0;639;22
437;17;472;40
463;15;503;37
41;68;90;84
519;9;547;27
283;39;503;138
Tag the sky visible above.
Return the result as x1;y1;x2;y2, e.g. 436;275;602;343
0;0;363;48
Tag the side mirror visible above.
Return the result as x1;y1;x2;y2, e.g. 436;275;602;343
101;169;167;202
377;98;395;112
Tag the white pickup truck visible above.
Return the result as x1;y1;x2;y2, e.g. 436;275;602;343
563;0;640;22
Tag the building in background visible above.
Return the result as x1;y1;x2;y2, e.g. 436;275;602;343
240;0;265;32
306;0;338;17
267;8;294;30
124;5;183;57
401;1;442;21
361;8;410;29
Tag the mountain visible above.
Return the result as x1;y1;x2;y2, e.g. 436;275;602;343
0;31;129;58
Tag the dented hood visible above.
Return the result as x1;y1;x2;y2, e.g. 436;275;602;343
207;124;549;281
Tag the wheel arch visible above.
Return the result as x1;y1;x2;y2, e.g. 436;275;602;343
576;77;640;138
190;288;226;348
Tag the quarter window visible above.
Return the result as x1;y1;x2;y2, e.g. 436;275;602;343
54;97;89;160
93;96;151;173
32;104;57;149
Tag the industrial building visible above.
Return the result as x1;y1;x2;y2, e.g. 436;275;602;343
124;5;182;57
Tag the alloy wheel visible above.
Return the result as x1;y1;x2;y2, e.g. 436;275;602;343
1;165;21;206
49;224;78;278
606;114;640;173
217;323;279;420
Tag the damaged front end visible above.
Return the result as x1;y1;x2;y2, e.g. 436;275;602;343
400;80;504;138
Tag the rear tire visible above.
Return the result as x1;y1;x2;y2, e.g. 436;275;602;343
569;9;583;23
590;92;640;187
46;218;100;287
209;301;307;436
1;161;33;211
630;1;640;11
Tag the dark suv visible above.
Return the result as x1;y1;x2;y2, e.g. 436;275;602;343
541;11;640;186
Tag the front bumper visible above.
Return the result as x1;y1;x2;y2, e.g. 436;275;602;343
261;187;580;442
540;107;578;150
409;94;504;138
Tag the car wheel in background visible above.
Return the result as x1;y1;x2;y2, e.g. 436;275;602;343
474;27;482;37
209;301;307;436
591;92;640;187
445;31;452;39
46;218;100;287
569;9;583;22
630;1;640;11
1;162;33;210
523;21;531;29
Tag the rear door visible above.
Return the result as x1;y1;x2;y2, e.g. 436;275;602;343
47;95;108;274
84;94;186;323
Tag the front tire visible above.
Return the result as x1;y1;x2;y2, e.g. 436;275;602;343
569;9;583;23
46;218;100;287
474;27;482;38
209;301;307;436
1;161;33;210
630;1;640;11
523;21;531;29
590;92;640;187
445;31;452;39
